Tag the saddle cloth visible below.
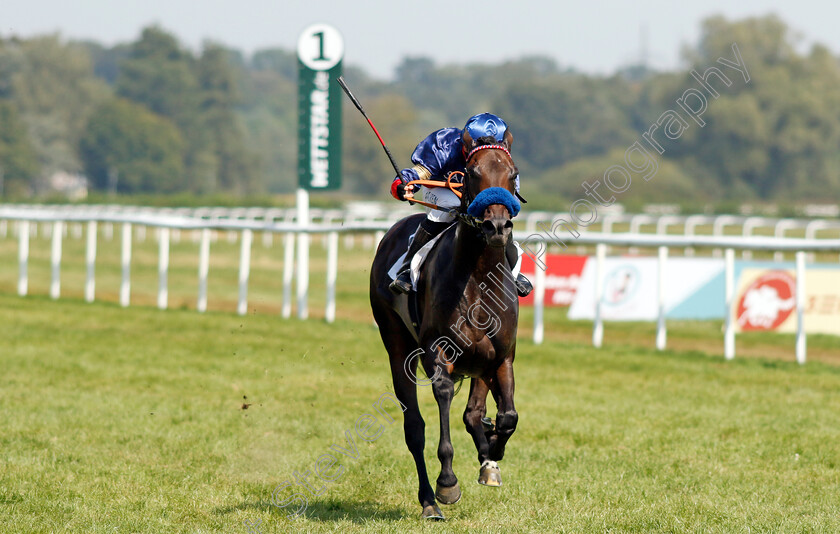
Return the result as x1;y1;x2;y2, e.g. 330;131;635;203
387;226;524;291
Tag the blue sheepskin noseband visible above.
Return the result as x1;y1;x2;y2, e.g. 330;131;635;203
466;187;521;218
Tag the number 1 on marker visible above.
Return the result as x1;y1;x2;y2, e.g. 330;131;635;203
313;31;327;61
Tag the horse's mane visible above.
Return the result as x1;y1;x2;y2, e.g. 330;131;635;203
474;135;500;147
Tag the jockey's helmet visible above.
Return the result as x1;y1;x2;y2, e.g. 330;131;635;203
463;113;508;143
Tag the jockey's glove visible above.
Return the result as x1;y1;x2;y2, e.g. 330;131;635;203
390;169;415;201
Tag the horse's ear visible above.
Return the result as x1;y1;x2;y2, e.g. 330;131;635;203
502;129;513;150
462;129;476;152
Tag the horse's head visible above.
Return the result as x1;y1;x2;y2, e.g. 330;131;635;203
461;129;520;248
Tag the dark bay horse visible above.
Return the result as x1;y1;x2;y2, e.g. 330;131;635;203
370;130;521;520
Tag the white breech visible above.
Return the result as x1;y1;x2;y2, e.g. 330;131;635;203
420;186;461;223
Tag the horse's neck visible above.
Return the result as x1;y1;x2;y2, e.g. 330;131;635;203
452;221;508;283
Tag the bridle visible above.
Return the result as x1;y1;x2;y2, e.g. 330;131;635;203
461;144;514;209
403;144;515;228
465;144;512;162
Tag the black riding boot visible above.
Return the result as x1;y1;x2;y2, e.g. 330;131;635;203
389;220;450;294
506;240;533;297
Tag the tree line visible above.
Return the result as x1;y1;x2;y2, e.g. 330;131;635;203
1;15;839;207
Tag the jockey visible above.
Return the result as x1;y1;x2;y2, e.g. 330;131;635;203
389;112;533;297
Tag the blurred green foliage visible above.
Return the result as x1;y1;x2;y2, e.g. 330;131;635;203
79;98;184;193
1;15;840;210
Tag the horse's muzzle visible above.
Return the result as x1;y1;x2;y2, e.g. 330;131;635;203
481;206;513;247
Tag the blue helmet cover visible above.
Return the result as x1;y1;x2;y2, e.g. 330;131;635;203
463;113;508;143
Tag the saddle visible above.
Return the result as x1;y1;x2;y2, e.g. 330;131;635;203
386;223;525;341
388;223;457;340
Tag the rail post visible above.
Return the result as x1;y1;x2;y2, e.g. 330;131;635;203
533;244;546;345
85;221;97;302
50;221;63;299
197;228;210;313
795;251;807;364
17;220;29;296
724;248;735;360
656;246;668;351
325;231;339;323
157;228;170;310
593;243;606;348
120;223;132;307
237;229;252;316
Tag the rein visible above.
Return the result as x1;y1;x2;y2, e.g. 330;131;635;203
403;144;515;228
404;171;481;228
404;173;464;209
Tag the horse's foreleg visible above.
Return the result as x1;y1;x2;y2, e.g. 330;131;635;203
427;360;461;505
462;377;492;465
385;341;440;519
464;377;504;486
488;358;518;462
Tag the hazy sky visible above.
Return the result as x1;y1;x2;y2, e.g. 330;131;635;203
1;0;832;79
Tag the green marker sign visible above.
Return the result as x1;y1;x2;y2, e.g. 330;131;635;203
297;24;343;191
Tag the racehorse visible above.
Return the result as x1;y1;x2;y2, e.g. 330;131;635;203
370;129;522;520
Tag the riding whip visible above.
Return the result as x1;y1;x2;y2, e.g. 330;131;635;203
336;76;401;175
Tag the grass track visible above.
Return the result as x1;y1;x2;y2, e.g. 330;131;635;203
2;292;840;533
2;227;839;364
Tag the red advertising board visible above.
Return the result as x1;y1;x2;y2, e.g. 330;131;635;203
735;270;796;331
519;254;588;307
733;268;840;335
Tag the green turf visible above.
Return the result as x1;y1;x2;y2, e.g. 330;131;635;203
2;224;839;365
0;225;376;319
2;225;840;532
2;290;840;533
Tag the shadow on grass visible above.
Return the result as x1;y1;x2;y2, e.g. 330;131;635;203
214;498;405;522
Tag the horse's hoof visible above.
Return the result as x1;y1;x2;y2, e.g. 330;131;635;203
478;460;502;487
421;504;445;520
435;481;461;505
481;416;495;432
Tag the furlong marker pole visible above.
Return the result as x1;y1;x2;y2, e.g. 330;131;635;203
282;232;295;318
296;189;310;319
325;231;339;323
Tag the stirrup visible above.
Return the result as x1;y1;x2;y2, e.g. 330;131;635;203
515;274;532;297
389;270;412;294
